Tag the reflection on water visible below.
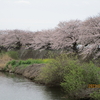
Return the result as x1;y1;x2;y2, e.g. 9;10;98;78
0;72;72;100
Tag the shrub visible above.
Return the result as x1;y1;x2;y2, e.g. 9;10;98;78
6;60;17;68
60;62;100;96
81;62;100;84
36;53;78;85
61;65;85;95
90;90;100;100
36;53;100;98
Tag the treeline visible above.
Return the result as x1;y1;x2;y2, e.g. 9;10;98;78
0;15;100;60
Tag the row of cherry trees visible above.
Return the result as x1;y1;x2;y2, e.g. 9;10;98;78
0;15;100;59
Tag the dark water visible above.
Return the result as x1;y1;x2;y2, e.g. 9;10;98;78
0;72;72;100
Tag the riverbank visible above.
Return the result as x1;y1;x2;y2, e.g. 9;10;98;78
1;62;99;100
0;52;100;100
1;63;45;83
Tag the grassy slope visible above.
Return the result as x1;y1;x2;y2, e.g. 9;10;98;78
6;58;52;69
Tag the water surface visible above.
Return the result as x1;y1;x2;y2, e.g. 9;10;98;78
0;72;71;100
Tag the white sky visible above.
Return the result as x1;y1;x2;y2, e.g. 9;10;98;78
0;0;100;32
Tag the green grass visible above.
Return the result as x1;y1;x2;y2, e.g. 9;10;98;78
6;58;53;69
90;90;100;100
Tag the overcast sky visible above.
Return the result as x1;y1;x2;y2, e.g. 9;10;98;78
0;0;100;32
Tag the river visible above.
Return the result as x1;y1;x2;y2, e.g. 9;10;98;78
0;72;74;100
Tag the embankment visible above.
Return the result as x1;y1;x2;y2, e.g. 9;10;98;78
1;64;45;82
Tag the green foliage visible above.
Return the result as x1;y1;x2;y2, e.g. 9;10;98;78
37;53;100;97
90;90;100;100
36;53;78;85
61;66;85;94
7;51;19;59
61;61;100;94
81;62;100;84
6;58;52;69
6;60;17;68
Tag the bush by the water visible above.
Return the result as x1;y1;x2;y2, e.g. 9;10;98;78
61;61;100;97
36;53;78;85
90;90;100;100
36;53;100;98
